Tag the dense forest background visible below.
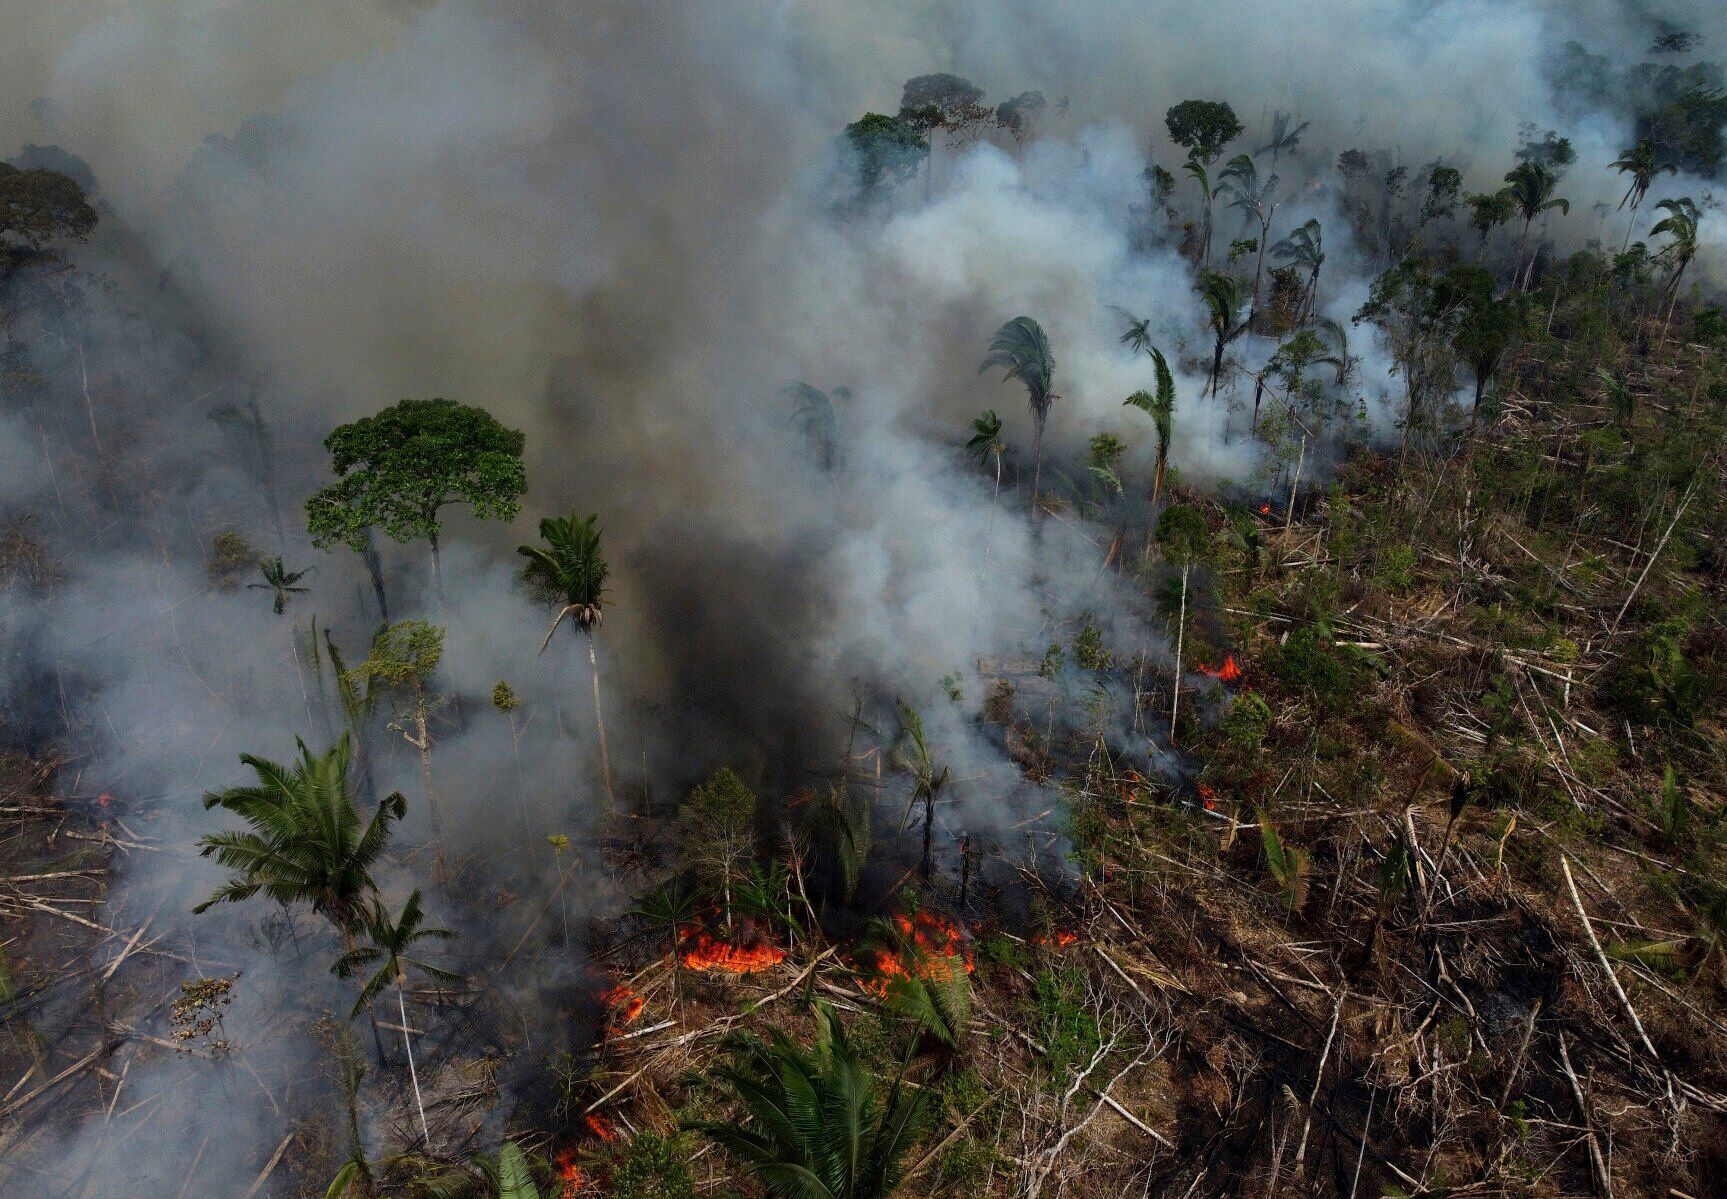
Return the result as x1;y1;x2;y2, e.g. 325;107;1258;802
2;1;1726;1196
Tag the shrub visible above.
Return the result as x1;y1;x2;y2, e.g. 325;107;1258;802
602;1131;696;1199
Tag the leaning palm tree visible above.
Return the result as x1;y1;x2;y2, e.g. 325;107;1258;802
691;1001;927;1199
1502;161;1569;291
248;556;309;615
965;410;1006;566
333;889;459;1147
1257;110;1310;165
1650;196;1702;328
194;733;406;941
519;512;614;805
1198;273;1250;397
1270;218;1325;322
1610;139;1676;252
1219;154;1280;319
979;317;1058;517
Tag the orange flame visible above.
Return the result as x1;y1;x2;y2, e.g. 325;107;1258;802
679;927;788;974
1197;655;1243;682
584;1113;618;1142
862;912;974;997
597;982;646;1035
1259;503;1272;515
1197;782;1218;811
1033;929;1079;949
556;1148;584;1195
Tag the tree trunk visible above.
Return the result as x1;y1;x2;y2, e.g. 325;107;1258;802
1170;563;1188;743
398;981;432;1146
1029;415;1046;519
1515;218;1532;291
982;452;1002;568
584;629;615;806
1210;335;1226;397
1622;199;1638;254
427;530;445;608
361;534;389;622
1249;222;1269;323
413;689;442;842
1143;455;1166;566
921;788;934;881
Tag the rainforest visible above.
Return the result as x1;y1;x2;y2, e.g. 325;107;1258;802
3;2;1727;1197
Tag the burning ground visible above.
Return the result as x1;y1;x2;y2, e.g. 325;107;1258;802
3;0;1727;1197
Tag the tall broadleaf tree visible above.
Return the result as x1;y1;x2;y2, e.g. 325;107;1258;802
306;398;526;603
194;734;405;943
333;889;459;1147
980;317;1058;517
519;512;615;805
1165;99;1243;268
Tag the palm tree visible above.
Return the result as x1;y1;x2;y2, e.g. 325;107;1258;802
1650;196;1702;328
194;734;406;940
248;556;309;615
965;410;1006;566
1610;140;1676;252
1183;157;1218;268
1220;154;1279;319
979;317;1057;517
333;889;459;1147
692;1001;927;1199
1257;110;1310;165
1123;346;1177;562
631;879;698;1006
519;512;614;805
1270;219;1324;321
1502;162;1569;291
893;703;950;881
786;382;847;470
1198;274;1250;396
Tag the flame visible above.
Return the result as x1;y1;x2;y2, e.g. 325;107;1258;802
599;983;645;1027
1197;655;1243;682
862;912;974;997
1033;929;1080;949
1197;782;1218;811
679;927;787;974
1260;503;1272;515
584;1113;618;1142
557;1148;584;1196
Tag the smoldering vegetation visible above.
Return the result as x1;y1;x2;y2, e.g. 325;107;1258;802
1;0;1725;1195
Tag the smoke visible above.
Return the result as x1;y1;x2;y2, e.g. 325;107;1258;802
2;0;1722;1190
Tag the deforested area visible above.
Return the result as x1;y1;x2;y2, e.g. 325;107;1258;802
3;3;1727;1197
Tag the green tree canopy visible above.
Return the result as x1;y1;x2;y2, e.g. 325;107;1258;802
0;162;97;257
306;398;526;560
1164;99;1244;164
842;114;928;197
1156;504;1208;566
